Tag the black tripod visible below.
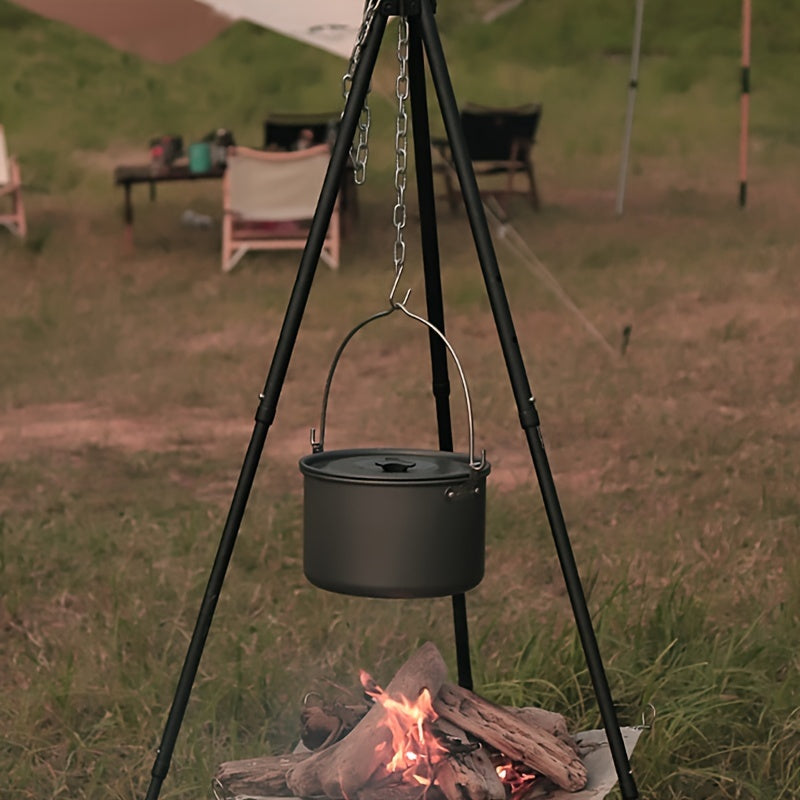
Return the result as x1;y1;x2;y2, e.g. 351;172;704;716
142;2;639;799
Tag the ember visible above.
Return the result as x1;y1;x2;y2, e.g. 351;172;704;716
491;755;539;800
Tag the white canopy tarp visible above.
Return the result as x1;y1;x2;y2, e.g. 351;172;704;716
198;0;365;58
9;0;365;62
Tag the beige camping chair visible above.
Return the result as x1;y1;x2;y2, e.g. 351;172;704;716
0;124;27;238
221;144;340;273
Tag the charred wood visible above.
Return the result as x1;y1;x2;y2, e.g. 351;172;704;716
214;752;308;797
433;683;587;792
433;719;505;800
300;700;368;750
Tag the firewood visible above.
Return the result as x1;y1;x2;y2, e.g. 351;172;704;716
433;719;505;800
214;752;308;797
433;683;587;792
286;642;449;799
356;780;446;800
468;746;507;800
505;706;580;756
300;701;369;750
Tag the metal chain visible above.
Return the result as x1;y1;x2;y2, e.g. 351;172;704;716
342;0;381;184
339;11;482;469
391;15;410;297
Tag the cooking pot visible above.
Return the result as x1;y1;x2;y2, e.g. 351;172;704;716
300;447;490;598
298;306;490;598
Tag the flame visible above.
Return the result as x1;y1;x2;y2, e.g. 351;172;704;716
360;669;448;787
492;755;538;800
359;670;538;799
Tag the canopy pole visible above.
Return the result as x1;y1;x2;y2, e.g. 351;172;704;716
739;0;752;207
615;0;645;216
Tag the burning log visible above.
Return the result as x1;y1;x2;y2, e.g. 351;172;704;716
214;642;588;799
505;706;579;757
285;642;449;799
214;752;308;797
300;699;368;750
433;718;506;800
434;683;587;792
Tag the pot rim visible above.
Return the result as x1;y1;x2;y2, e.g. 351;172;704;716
299;447;491;485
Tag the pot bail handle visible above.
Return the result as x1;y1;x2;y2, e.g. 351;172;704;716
310;307;393;454
310;303;484;471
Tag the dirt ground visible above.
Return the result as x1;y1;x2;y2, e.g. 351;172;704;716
0;398;537;496
1;263;794;500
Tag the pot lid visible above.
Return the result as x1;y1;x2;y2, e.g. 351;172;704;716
299;448;490;485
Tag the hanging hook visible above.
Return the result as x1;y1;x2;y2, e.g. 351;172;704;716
388;268;411;308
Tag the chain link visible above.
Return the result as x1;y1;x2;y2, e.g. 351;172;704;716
342;0;381;185
392;15;410;283
343;5;411;302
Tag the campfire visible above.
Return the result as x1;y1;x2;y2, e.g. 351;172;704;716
214;643;588;800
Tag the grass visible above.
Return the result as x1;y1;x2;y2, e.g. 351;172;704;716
2;0;800;798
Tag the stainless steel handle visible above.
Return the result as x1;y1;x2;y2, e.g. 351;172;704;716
310;304;484;470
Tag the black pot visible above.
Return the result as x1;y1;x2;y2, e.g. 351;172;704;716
299;448;491;598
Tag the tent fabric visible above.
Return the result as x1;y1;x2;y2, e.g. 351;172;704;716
197;0;364;58
9;0;364;62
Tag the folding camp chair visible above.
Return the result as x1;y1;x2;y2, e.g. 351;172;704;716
263;111;357;233
0;124;27;238
433;102;542;212
221;144;340;273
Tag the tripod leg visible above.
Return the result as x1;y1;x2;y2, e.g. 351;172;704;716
417;2;639;798
407;17;473;692
141;13;389;800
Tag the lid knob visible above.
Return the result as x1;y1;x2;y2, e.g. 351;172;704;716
375;457;416;473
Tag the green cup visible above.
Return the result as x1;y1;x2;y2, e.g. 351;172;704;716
188;142;212;173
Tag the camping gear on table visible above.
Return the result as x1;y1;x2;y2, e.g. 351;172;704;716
188;141;212;173
204;128;236;167
149;135;183;168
